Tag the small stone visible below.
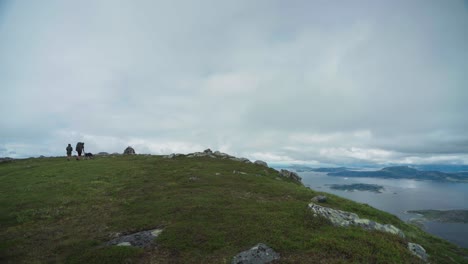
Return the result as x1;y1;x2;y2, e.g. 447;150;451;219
117;242;131;246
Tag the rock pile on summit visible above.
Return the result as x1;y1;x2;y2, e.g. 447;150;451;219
123;146;136;155
166;149;254;164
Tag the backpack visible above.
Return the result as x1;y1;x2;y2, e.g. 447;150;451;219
76;142;83;151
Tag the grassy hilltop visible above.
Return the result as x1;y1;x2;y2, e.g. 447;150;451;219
1;155;467;263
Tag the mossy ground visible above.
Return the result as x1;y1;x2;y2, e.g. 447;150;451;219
1;155;467;263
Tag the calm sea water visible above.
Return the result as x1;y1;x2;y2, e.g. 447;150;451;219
299;171;468;248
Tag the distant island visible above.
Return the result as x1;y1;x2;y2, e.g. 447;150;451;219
326;183;384;193
324;166;468;183
407;210;468;223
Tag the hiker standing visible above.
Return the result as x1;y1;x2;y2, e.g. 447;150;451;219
66;144;73;161
76;142;84;160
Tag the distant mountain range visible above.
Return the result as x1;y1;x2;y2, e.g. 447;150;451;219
290;165;468;182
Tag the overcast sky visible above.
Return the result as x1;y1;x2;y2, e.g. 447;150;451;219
1;0;468;166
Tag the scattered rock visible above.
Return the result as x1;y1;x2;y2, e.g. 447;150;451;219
254;160;268;168
189;176;199;181
233;170;247;175
106;228;163;248
0;157;14;163
408;242;428;261
232;243;280;264
163;153;176;159
308;203;405;238
311;195;327;203
123;146;136;155
230;157;252;163
215;173;221;176
279;169;302;183
213;151;234;159
164;153;185;158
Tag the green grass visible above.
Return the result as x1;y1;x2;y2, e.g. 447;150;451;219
0;155;467;263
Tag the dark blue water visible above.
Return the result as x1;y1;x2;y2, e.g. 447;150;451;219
299;171;468;248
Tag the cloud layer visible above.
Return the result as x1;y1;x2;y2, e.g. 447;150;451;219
1;0;468;166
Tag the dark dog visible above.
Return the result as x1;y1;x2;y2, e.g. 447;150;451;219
84;152;94;159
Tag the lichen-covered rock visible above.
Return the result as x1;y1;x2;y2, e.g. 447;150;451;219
213;151;233;158
408;242;428;261
311;195;327;203
123;146;136;155
279;169;302;182
230;157;252;163
106;228;163;248
308;203;405;238
254;160;268;167
231;243;280;264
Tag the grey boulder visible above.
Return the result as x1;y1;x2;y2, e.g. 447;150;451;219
311;195;327;203
279;169;302;182
106;229;163;248
254;160;268;167
408;242;428;261
232;243;280;264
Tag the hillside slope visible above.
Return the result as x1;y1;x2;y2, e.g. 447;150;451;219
1;155;467;263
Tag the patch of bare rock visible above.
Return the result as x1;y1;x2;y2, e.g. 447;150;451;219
308;200;428;261
232;243;280;264
106;228;163;248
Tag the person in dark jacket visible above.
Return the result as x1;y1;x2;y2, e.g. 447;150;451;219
66;144;73;161
76;142;84;160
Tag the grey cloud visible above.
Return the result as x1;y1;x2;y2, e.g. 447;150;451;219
1;0;467;165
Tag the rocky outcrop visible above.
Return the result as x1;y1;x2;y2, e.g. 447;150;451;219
230;157;252;163
231;243;280;264
279;169;302;182
311;195;327;203
308;203;405;238
254;160;268;167
214;151;232;158
106;228;163;248
408;242;428;261
185;149;235;159
203;148;213;154
123;146;136;155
